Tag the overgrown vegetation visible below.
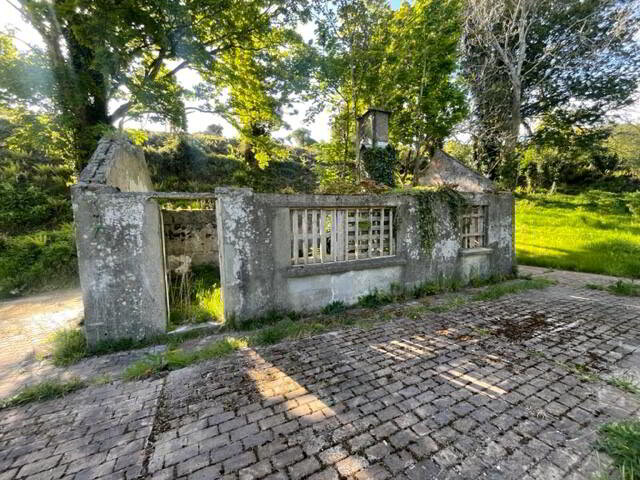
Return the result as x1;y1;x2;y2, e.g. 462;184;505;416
123;337;248;380
586;281;640;298
0;109;78;298
168;265;224;328
361;146;397;187
407;187;468;254
49;322;224;367
516;191;640;278
145;133;317;194
597;420;640;480
1;378;85;409
51;329;88;367
472;278;554;301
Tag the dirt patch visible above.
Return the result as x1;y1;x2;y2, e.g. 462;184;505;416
494;313;549;341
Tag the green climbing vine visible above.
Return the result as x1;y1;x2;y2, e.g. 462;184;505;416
409;187;468;254
361;145;396;187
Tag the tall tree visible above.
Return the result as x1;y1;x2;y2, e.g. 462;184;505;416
376;0;467;184
463;0;640;181
9;0;311;166
312;0;391;175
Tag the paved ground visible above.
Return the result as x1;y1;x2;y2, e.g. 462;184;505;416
0;289;83;397
1;275;639;480
0;266;620;398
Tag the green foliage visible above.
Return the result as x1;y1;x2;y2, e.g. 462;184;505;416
144;133;316;194
597;420;640;480
607;124;640;174
251;318;309;346
51;329;87;367
463;0;640;183
12;0;313;160
380;0;467;176
123;337;248;380
323;301;348;315
626;192;640;218
516;192;640;278
168;265;224;328
0;108;75;234
361;145;396;187
1;378;86;409
521;119;624;191
472;279;554;301
606;377;640;396
443;140;473;166
0;224;77;297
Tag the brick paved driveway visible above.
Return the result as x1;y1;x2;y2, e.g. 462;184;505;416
1;282;639;480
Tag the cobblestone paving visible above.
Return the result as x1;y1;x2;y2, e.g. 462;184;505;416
0;289;83;398
1;282;639;480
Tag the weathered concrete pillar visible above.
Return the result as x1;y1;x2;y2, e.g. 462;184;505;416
215;187;276;324
72;187;168;348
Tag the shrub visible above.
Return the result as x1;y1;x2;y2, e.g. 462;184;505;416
0;224;77;297
323;301;347;315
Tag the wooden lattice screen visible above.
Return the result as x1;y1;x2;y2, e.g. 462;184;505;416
290;208;396;265
461;205;488;249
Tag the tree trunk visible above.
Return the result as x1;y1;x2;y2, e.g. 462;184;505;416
56;25;111;170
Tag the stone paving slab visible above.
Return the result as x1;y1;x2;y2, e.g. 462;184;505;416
1;281;639;479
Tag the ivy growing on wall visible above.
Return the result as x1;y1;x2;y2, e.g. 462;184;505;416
409;187;468;254
362;145;396;187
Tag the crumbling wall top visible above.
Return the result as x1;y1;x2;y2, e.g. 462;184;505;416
78;134;153;192
418;149;496;193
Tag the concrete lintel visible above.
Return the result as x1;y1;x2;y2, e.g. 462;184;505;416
286;256;407;278
460;247;493;256
254;193;407;208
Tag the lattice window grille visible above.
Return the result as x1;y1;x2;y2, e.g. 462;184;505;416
461;205;488;249
290;207;396;265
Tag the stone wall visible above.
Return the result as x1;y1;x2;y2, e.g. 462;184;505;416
73;135;167;348
419;149;495;193
162;209;218;268
79;135;154;192
216;187;514;324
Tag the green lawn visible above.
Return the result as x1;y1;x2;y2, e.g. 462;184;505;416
516;191;640;278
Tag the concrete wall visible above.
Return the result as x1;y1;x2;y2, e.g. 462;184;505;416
162;209;218;269
216;188;514;324
73;135;167;348
419;150;496;193
79;135;154;192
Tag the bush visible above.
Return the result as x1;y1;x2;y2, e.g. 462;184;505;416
0;223;77;297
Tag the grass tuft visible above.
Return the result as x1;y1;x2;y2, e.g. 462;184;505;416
1;378;85;409
587;281;640;297
123;337;248;380
472;279;554;301
51;329;87;366
597;420;640;480
606;376;640;395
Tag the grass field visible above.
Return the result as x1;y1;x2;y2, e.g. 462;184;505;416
516;191;640;278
